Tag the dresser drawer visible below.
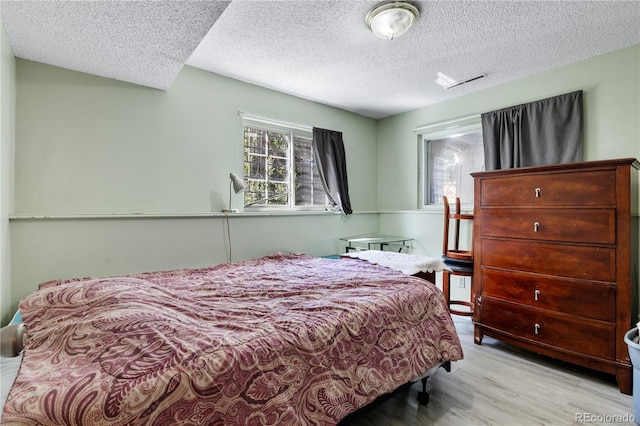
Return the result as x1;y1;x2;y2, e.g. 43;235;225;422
481;268;616;322
481;298;615;359
480;170;616;207
481;239;616;282
480;208;615;244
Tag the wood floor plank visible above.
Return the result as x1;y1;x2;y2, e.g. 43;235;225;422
341;317;635;425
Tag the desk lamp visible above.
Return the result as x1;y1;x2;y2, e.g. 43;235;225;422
222;172;247;213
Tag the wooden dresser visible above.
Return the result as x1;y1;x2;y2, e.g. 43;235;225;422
471;158;639;394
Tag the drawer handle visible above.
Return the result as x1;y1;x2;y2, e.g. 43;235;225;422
534;289;540;301
533;222;540;232
535;187;541;197
534;323;540;335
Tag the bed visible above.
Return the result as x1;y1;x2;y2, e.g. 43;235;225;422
1;253;462;425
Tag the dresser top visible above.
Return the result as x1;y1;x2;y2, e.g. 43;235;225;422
471;157;639;178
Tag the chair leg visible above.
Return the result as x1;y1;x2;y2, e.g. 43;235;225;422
442;270;451;310
444;271;474;316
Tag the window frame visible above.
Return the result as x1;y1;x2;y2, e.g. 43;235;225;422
417;116;483;211
241;115;332;212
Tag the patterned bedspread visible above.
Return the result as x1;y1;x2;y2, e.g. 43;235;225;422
2;253;462;425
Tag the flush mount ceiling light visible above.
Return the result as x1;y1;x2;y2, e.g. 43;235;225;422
366;1;420;40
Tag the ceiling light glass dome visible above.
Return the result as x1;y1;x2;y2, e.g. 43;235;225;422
366;1;420;40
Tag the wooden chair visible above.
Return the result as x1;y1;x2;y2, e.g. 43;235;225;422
442;196;474;316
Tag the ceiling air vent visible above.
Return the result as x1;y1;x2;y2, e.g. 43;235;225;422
436;72;487;90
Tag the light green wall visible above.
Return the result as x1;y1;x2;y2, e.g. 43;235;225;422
1;25;16;324
9;213;378;316
377;45;640;212
15;63;379;214
377;45;640;303
7;62;380;323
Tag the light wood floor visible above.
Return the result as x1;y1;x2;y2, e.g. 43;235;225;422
341;316;635;425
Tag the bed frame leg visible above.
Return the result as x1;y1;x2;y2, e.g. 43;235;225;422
417;377;430;405
416;361;451;406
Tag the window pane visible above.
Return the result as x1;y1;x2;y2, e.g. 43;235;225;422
294;136;313;206
244;155;266;180
267;182;288;205
425;131;484;205
268;157;288;180
242;118;329;209
244;180;266;205
267;131;288;157
294;136;328;206
243;124;290;206
244;128;267;180
244;128;266;155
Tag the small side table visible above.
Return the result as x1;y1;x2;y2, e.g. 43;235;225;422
339;234;414;253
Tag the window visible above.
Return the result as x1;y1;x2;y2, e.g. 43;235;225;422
243;117;330;209
418;118;484;206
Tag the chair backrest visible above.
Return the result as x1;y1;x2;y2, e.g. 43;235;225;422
442;196;474;263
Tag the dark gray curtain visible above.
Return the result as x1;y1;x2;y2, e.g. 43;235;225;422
481;90;583;170
312;127;352;215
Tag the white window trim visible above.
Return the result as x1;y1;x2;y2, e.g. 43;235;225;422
416;115;482;211
239;112;312;133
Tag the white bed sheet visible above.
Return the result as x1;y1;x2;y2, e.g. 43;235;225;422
341;250;450;275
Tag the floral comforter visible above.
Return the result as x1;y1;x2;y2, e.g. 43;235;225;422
2;253;462;425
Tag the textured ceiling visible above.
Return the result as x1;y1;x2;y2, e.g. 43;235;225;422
0;0;231;90
1;1;639;118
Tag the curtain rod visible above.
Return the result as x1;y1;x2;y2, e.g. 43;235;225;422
412;114;480;133
239;112;313;132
